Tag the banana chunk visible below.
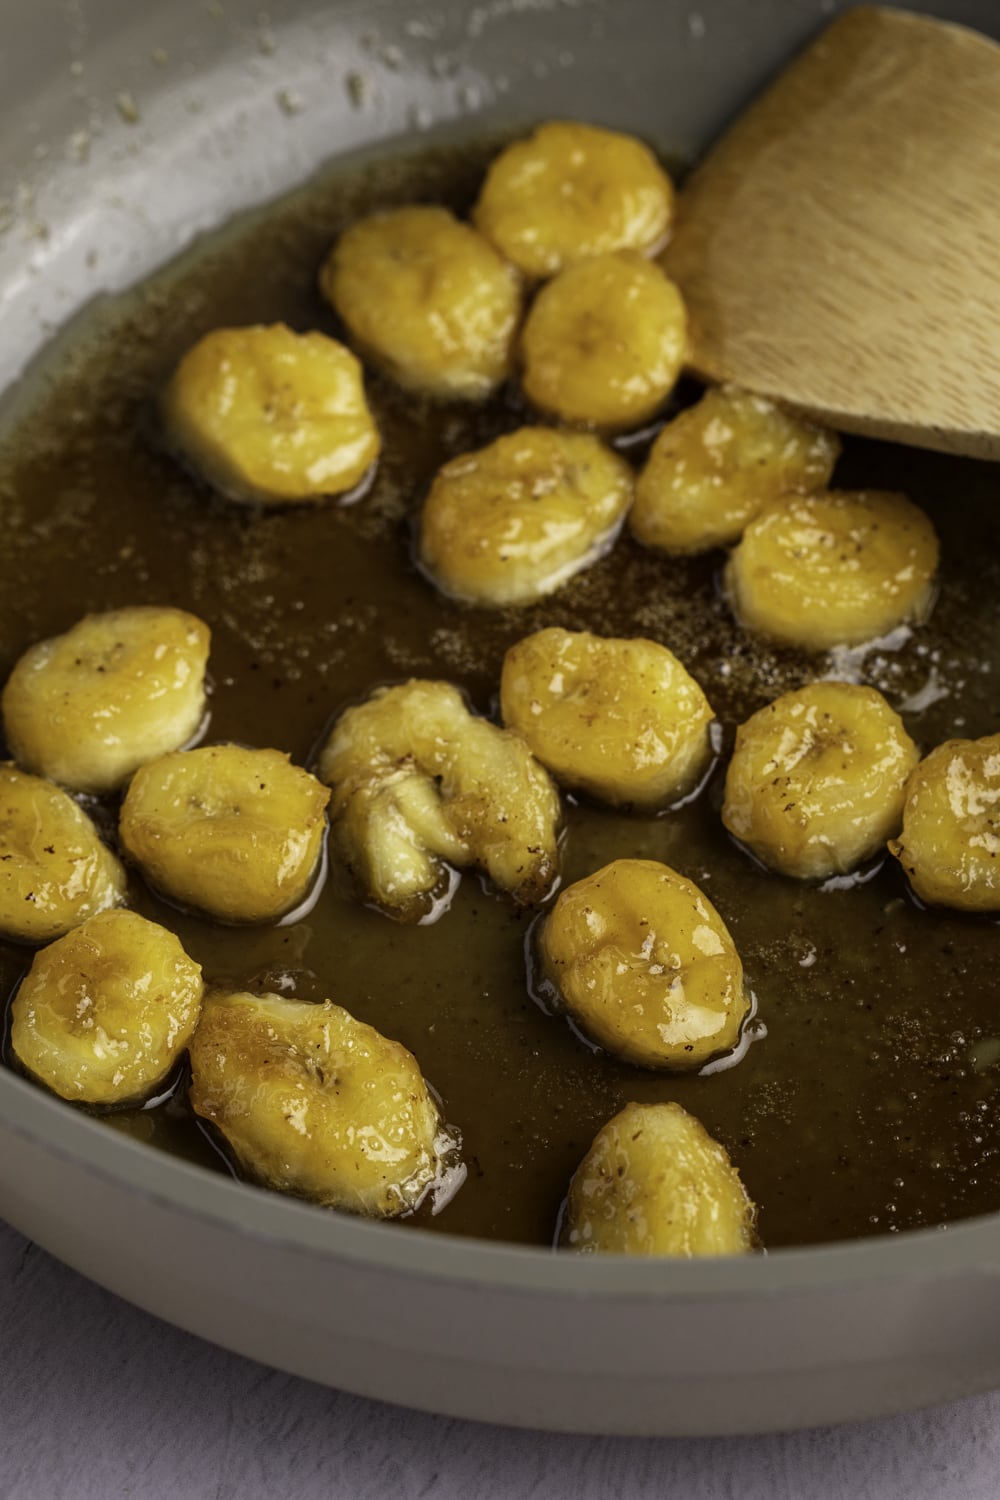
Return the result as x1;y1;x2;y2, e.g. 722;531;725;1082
723;682;919;881
2;606;210;795
163;323;380;506
10;909;203;1106
564;1102;756;1256
473;120;674;279
318;679;560;921
725;490;939;650
537;858;748;1070
188;990;458;1217
320;206;522;401
890;734;1000;911
631;385;841;555
0;764;126;943
418;427;633;607
521;253;686;432
119;744;329;924
500;627;714;810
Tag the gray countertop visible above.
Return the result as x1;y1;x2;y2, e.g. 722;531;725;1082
2;1219;999;1500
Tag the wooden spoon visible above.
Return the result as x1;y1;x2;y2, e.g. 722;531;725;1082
664;6;1000;461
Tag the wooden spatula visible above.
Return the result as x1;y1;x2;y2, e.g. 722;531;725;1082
664;6;1000;461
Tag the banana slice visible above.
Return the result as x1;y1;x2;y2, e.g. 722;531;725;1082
2;606;210;795
564;1101;756;1256
631;385;841;555
418;426;633;607
188;989;459;1217
723;681;919;881
500;627;714;810
0;764;126;943
163;323;380;506
473;120;674;279
725;490;939;650
10;909;203;1106
320;206;522;401
890;734;1000;911
119;744;329;924
318;679;561;921
537;858;748;1070
521;252;687;431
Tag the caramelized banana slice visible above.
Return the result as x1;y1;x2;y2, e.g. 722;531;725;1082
631;385;841;555
521;253;686;431
418;427;633;607
163;323;380;505
119;744;329;923
318;679;560;920
188;990;459;1217
723;682;919;880
474;120;674;278
10;909;203;1105
890;734;1000;911
320;206;522;400
725;490;939;649
537;858;748;1070
0;764;126;943
2;606;210;795
564;1102;756;1256
500;627;714;810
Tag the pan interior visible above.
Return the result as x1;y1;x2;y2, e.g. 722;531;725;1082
1;127;999;1254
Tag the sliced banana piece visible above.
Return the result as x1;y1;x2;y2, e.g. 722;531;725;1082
318;679;561;921
119;744;329;923
473;120;674;279
564;1101;756;1256
723;681;919;881
418;426;633;607
890;734;1000;911
2;606;210;795
188;989;458;1217
521;252;686;432
0;764;126;943
537;858;748;1070
500;627;714;810
163;323;380;506
320;206;522;400
725;490;939;650
10;909;203;1106
631;384;841;555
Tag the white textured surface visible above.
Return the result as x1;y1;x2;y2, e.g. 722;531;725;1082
2;1218;1000;1499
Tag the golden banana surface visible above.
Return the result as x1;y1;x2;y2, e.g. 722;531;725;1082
723;682;919;880
120;744;329;924
10;909;203;1105
521;253;686;431
725;489;939;649
418;426;633;606
321;206;521;400
538;858;748;1070
318;679;560;920
631;384;840;555
164;323;380;504
564;1101;756;1256
0;764;126;943
474;120;673;278
188;990;457;1217
500;627;714;809
890;734;1000;911
2;606;210;795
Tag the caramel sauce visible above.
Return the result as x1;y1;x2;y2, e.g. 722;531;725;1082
1;136;998;1248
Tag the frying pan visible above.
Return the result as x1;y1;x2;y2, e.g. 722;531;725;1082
1;0;999;1438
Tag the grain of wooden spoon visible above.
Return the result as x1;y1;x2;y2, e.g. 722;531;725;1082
664;5;1000;461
